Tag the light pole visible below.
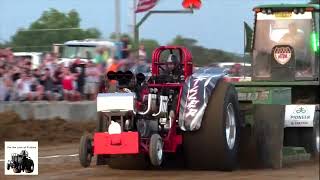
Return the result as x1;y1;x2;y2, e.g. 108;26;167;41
133;9;194;50
132;0;137;42
115;0;121;41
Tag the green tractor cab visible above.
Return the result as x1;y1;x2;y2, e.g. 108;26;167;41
236;4;319;168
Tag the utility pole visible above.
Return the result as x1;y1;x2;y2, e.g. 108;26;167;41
134;9;193;49
132;0;137;41
115;0;121;41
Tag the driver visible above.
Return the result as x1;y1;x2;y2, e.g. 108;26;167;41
165;54;182;78
280;22;305;48
280;23;311;76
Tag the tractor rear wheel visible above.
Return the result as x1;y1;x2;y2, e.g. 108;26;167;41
289;111;319;160
96;112;110;165
313;111;319;159
183;80;240;171
79;134;93;168
25;159;34;173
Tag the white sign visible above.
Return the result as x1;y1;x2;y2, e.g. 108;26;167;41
4;141;38;176
285;105;316;127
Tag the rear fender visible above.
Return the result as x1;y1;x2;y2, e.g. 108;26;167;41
178;73;224;131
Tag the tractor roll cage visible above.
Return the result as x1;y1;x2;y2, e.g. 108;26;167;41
151;46;193;79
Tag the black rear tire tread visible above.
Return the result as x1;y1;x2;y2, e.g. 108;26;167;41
25;160;34;173
183;80;240;171
313;111;319;159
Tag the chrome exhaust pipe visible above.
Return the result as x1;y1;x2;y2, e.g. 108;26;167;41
138;94;157;115
152;95;168;117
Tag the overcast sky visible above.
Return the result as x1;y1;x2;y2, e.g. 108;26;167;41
0;0;310;53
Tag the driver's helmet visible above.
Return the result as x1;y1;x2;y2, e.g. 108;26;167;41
166;54;179;72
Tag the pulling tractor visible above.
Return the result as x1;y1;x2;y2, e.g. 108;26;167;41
79;46;242;170
79;3;319;170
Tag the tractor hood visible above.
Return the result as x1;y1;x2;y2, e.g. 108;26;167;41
179;67;225;131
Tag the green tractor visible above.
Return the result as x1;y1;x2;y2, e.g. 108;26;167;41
237;3;319;168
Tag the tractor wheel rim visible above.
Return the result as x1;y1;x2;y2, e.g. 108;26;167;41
226;103;236;149
156;139;163;161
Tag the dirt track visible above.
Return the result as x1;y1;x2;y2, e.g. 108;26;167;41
0;143;319;180
0;111;95;148
0;112;319;179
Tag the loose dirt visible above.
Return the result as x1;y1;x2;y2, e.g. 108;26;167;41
0;111;319;180
0;111;95;148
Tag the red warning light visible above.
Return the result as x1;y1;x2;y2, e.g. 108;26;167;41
182;0;202;9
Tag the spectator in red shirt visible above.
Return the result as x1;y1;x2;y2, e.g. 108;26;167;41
62;67;76;101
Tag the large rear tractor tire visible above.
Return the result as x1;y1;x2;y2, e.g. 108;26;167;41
79;134;93;168
292;111;319;160
313;111;319;160
25;159;34;173
96;112;110;165
183;80;241;171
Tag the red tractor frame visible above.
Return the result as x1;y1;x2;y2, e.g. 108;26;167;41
79;46;195;167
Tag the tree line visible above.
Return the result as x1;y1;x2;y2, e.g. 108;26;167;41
1;8;244;66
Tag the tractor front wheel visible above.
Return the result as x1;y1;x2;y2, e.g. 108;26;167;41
149;134;163;166
79;134;93;168
13;166;21;173
183;80;241;171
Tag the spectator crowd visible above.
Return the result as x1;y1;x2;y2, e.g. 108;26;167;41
0;41;149;102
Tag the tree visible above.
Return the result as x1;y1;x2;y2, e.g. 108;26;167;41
309;0;319;3
170;35;198;49
139;39;160;61
10;8;101;52
169;35;242;66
